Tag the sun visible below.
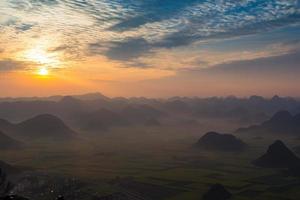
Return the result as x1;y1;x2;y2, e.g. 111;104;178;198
21;43;62;76
37;67;49;76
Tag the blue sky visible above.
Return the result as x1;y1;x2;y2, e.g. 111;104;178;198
0;0;300;97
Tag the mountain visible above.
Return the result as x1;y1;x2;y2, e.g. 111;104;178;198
163;100;191;113
1;95;300;126
0;131;22;149
0;100;57;122
72;92;110;101
0;119;15;134
202;184;232;200
77;105;164;130
293;145;300;155
79;109;129;131
253;140;300;168
15;114;76;139
57;96;83;112
196;132;246;151
0;114;76;140
236;110;300;135
0;92;109;102
120;105;164;124
285;165;300;177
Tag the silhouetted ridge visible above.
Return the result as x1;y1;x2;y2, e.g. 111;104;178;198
120;105;164;123
253;140;300;168
16;114;76;139
196;132;246;151
269;110;293;123
202;184;232;200
293;144;300;155
0;120;14;134
236;110;300;135
58;96;83;112
80;109;129;131
72;92;109;101
294;113;300;123
0;131;22;149
164;100;190;112
60;96;80;103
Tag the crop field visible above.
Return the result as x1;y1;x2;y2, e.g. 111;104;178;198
1;125;299;200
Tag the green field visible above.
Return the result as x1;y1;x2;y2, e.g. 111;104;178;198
1;125;300;200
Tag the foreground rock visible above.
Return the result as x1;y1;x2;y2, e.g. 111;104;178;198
253;140;300;168
202;184;232;200
196;132;246;151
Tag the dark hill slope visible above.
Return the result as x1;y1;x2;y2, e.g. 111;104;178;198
196;132;246;151
253;140;300;168
0;119;15;134
15;114;76;139
0;131;22;149
236;111;300;135
202;184;232;200
0;114;76;139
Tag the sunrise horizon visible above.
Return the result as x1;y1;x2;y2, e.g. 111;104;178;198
1;91;299;101
1;2;300;199
1;1;300;98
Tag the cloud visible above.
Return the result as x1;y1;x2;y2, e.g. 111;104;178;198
0;59;28;72
202;49;300;74
49;45;69;52
104;0;300;62
109;0;199;31
15;23;34;31
1;0;300;65
89;38;153;63
128;40;300;72
105;38;151;61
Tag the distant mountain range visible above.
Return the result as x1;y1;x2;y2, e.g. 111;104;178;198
195;132;246;151
236;111;300;135
0;114;76;140
0;92;109;102
120;105;164;124
74;104;165;131
78;109;130;131
0;93;299;130
253;140;300;168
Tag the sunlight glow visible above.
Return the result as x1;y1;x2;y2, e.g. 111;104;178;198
21;42;63;76
25;48;54;65
37;67;49;76
19;42;65;77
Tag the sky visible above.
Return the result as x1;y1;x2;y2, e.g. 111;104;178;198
0;0;300;97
